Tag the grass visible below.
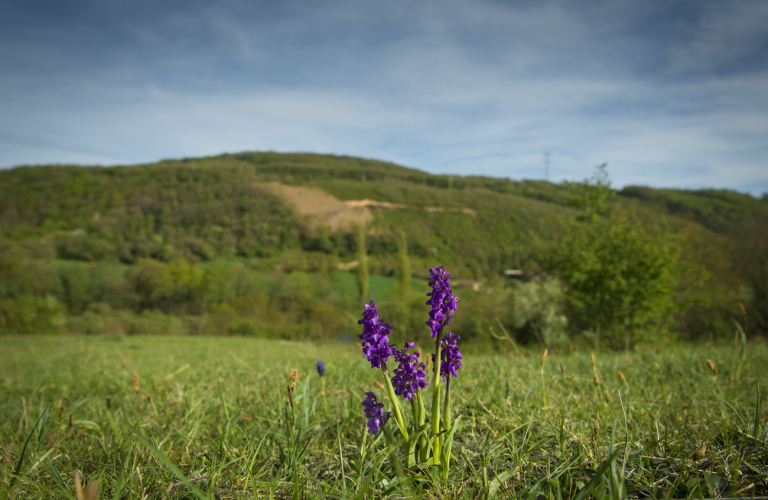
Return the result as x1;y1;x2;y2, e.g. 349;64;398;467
1;335;767;499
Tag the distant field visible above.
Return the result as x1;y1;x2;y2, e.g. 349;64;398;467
1;336;767;498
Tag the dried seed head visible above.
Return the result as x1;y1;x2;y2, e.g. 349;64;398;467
738;302;746;316
133;374;140;394
590;351;596;367
372;380;385;392
617;370;627;384
592;421;600;442
541;349;548;367
593;374;600;386
706;359;718;375
603;391;610;403
289;369;299;390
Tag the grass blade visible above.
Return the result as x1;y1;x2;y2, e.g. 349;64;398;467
574;448;619;500
130;426;208;500
8;403;49;491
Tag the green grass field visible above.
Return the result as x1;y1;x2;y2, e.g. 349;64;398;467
1;336;767;499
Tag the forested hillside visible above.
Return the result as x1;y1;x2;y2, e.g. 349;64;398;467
1;152;766;347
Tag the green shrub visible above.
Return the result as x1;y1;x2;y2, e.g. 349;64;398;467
0;295;66;334
510;277;568;346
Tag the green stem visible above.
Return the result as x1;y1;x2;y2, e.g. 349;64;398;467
382;425;410;496
417;389;429;463
381;366;409;442
442;379;452;479
417;389;426;426
432;328;443;463
321;378;329;413
357;426;368;473
442;378;451;434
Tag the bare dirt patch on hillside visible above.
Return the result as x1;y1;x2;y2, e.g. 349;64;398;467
259;183;374;231
261;183;476;232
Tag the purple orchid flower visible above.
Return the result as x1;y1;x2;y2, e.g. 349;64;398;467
391;342;428;401
357;301;395;369
426;266;460;338
361;391;391;435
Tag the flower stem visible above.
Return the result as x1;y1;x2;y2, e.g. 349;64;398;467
442;379;452;479
357;426;368;473
417;389;426;425
321;378;329;413
417;389;429;462
442;378;451;433
381;366;409;441
431;327;443;463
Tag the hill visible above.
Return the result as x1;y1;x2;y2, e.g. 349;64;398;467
1;152;766;343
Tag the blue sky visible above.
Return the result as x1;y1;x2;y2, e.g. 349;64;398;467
1;0;767;194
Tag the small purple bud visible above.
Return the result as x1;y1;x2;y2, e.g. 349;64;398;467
361;391;391;435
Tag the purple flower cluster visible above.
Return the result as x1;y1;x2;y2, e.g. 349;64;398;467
391;342;428;401
316;360;325;377
425;266;460;338
438;332;463;380
357;301;395;369
361;391;391;435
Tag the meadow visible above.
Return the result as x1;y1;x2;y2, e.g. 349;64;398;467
1;335;767;499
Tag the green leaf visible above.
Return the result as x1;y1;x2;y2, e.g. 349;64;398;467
488;470;513;498
9;404;49;491
130;426;208;500
573;449;619;500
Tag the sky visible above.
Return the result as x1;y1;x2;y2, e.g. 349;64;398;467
1;0;767;195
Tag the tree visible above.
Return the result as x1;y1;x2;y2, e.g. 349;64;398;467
544;166;685;349
396;230;411;296
511;277;568;347
355;224;369;304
